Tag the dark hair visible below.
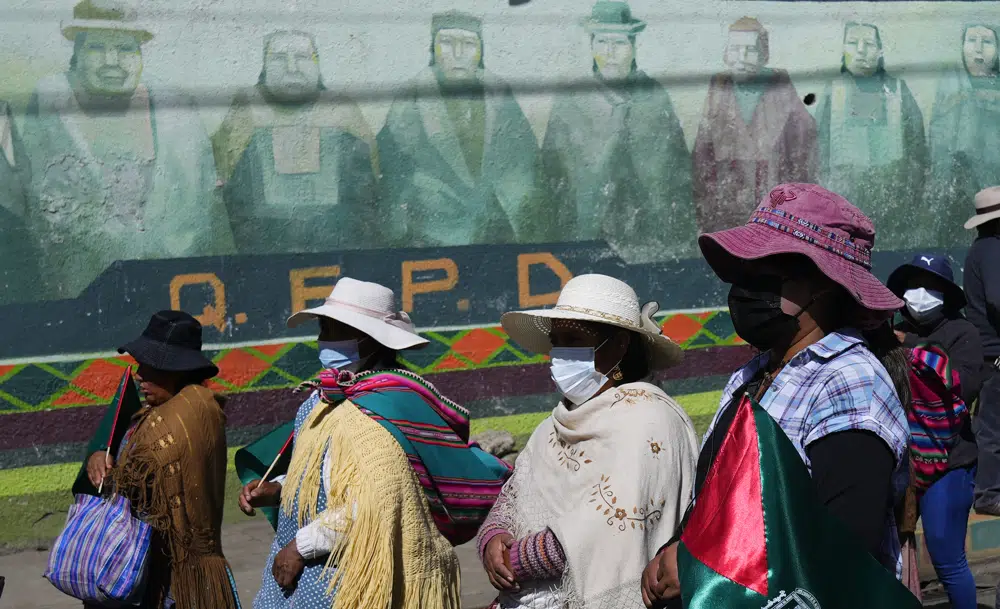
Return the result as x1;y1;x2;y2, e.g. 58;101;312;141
979;218;1000;237
370;346;400;371
800;257;912;410
616;331;650;384
861;322;912;410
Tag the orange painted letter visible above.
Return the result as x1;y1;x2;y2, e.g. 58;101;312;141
517;253;573;308
401;259;459;311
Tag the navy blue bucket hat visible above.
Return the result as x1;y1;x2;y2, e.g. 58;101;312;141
886;253;966;309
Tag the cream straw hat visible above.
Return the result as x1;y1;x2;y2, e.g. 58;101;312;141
501;274;683;369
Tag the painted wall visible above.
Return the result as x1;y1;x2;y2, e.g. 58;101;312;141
1;0;999;546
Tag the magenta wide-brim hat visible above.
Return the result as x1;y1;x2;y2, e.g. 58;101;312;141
698;183;903;320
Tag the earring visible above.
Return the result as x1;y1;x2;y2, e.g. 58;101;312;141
611;366;624;381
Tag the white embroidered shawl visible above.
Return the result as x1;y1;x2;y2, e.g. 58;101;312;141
497;382;698;609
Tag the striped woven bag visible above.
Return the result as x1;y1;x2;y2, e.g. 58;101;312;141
44;493;151;606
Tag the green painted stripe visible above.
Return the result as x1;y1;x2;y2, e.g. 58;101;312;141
0;391;724;497
0;447;242;498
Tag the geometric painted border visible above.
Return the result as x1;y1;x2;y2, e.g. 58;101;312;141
0;310;740;412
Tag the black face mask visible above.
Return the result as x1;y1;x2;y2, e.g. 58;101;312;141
728;276;808;351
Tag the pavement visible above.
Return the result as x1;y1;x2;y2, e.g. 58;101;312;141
4;517;1000;609
0;518;498;609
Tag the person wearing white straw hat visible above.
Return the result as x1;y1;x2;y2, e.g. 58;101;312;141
962;187;1000;524
476;274;698;609
240;277;511;609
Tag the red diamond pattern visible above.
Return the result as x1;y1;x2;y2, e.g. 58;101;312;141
450;329;506;365
71;360;130;401
214;350;271;388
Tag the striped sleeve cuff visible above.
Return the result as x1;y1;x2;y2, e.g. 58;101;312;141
509;528;566;582
477;523;511;562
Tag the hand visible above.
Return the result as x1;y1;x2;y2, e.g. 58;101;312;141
894;330;907;343
483;533;518;592
641;542;680;608
86;451;113;488
272;539;306;591
239;479;282;516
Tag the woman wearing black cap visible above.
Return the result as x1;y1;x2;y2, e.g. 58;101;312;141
83;311;241;609
890;254;984;609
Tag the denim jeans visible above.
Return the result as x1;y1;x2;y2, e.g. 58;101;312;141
922;466;977;609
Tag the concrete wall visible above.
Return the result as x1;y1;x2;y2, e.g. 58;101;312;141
1;0;998;546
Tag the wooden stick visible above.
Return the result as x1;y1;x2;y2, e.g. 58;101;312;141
254;451;284;491
97;446;111;494
254;430;295;491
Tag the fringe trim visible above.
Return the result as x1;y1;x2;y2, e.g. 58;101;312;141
110;449;172;534
281;399;341;526
171;555;241;609
281;400;461;609
111;403;238;609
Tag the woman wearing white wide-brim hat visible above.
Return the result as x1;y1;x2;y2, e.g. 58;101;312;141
477;274;698;609
240;278;511;609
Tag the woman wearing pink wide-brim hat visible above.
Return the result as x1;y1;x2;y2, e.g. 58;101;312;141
642;183;913;606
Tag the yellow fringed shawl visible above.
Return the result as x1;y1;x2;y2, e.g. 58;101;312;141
281;399;461;609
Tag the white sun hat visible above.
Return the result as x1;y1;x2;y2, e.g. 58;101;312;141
965;186;1000;230
286;277;429;351
501;274;683;369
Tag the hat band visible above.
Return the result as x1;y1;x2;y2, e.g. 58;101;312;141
554;304;638;329
748;207;873;269
326;297;394;319
976;201;1000;216
326;297;415;332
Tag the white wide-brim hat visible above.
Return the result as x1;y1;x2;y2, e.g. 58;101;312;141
286;277;429;351
501;274;683;370
965;186;1000;230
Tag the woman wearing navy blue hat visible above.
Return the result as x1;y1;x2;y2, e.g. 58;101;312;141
889;254;984;609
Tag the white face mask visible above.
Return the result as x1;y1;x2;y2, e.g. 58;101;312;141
549;346;610;407
903;288;945;322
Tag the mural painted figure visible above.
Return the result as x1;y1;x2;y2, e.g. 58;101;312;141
376;11;540;247
536;1;695;262
212;31;380;254
0;101;42;306
692;17;818;234
22;0;234;299
815;22;929;251
926;24;1000;248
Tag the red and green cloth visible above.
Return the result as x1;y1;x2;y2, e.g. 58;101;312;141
71;368;143;497
236;368;512;545
678;394;920;609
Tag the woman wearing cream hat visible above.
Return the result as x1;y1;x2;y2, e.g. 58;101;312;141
477;274;698;609
240;277;511;609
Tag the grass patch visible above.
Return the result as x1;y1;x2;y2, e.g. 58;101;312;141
0;391;724;551
471;391;722;450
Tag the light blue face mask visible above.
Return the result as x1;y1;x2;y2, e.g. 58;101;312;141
318;339;368;372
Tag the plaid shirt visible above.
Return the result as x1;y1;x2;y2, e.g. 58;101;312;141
703;329;909;577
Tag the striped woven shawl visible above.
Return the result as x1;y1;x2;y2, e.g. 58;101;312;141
907;343;969;498
315;368;513;546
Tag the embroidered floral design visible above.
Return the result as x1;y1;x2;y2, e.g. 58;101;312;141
549;431;592;471
648;439;662;457
611;388;672;408
589;474;666;531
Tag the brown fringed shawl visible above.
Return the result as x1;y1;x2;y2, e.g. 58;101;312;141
111;384;239;609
